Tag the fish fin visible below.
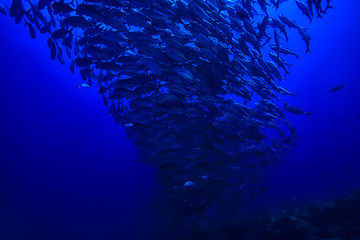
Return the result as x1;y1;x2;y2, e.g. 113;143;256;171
306;112;314;118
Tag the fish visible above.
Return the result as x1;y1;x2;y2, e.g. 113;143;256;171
296;0;312;22
269;52;289;75
278;15;299;28
235;7;250;20
74;83;91;88
37;0;51;10
56;46;65;65
24;20;36;39
47;37;56;60
284;120;298;139
267;60;283;80
60;16;92;29
102;94;109;106
10;0;25;23
284;102;313;118
328;84;344;92
257;16;269;42
258;0;268;13
0;3;7;15
269;18;289;42
324;0;333;12
69;60;75;74
273;29;280;57
270;44;299;59
51;28;68;39
40;22;51;33
277;87;299;97
313;0;325;18
297;27;312;53
52;2;74;14
243;19;258;37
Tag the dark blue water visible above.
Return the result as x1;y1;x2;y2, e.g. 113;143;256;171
0;1;360;239
0;11;161;240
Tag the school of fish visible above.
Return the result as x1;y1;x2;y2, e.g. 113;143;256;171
4;0;332;234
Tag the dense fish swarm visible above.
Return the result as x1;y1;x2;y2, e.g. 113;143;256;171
6;0;332;237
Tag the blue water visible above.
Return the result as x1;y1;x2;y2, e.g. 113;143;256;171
247;0;360;212
0;1;360;239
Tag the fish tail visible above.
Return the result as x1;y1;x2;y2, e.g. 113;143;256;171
320;9;328;14
306;112;314;118
272;3;280;10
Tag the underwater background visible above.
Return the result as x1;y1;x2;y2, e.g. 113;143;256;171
0;0;360;239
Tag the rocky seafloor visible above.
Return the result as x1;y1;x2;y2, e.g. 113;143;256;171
174;189;360;240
